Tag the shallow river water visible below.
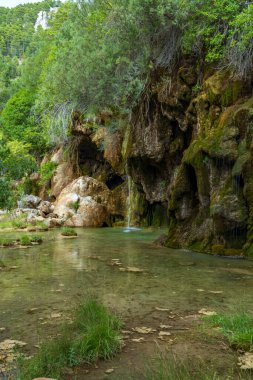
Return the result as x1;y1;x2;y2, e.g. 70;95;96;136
1;227;253;348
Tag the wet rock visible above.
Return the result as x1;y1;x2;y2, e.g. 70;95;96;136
153;234;168;247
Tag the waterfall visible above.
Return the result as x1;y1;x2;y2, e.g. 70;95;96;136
34;8;58;31
126;174;133;228
124;171;142;232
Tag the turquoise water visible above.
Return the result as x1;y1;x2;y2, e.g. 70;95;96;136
0;228;253;348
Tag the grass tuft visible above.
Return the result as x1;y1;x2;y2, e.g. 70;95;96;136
202;311;253;350
19;235;32;246
30;234;43;243
17;300;122;379
61;227;77;237
0;237;14;247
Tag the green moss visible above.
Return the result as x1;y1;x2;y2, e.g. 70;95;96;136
223;248;244;257
243;243;253;257
165;239;180;249
189;240;207;253
232;139;251;178
204;70;244;107
211;244;225;255
220;81;243;107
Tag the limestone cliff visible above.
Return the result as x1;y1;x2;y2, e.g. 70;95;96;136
37;63;253;257
126;65;253;256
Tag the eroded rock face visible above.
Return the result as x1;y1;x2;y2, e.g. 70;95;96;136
54;177;111;227
125;66;253;252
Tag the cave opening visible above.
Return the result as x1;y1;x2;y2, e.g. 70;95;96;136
78;137;102;165
106;174;125;190
185;163;199;207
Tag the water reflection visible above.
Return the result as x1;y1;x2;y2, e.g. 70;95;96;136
0;228;253;345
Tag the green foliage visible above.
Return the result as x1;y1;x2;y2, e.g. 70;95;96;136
203;312;253;350
0;179;14;210
68;200;80;212
1;0;253;213
18;299;122;379
61;226;77;237
39;161;57;186
2;140;37;180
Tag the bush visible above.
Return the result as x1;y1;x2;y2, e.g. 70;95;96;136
18;300;122;379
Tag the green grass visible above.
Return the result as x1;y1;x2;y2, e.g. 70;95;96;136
35;220;48;231
118;355;253;380
11;219;27;229
0;215;27;230
118;356;220;380
30;234;43;243
19;235;32;246
61;227;77;236
202;312;253;350
0;237;14;247
17;300;122;379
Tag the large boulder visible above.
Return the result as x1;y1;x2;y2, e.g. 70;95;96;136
54;176;110;227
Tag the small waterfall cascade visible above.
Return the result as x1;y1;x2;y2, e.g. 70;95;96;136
34;8;58;31
126;174;133;228
124;170;141;232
